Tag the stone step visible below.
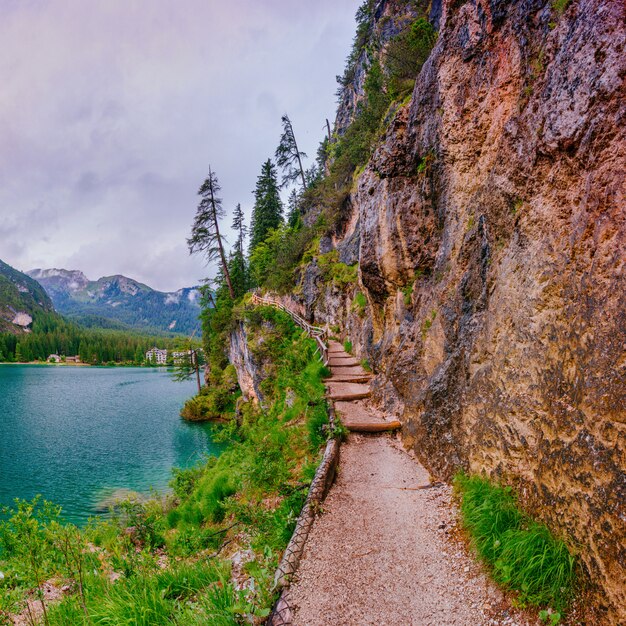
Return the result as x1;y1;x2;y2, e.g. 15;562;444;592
328;356;360;367
328;366;370;377
326;375;372;384
334;401;401;433
326;382;371;401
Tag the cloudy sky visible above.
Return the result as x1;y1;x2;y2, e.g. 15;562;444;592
0;0;358;291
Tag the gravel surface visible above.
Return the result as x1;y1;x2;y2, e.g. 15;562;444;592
287;434;538;626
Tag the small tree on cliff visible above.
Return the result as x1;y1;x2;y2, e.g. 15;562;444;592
232;203;247;257
275;114;307;190
286;188;302;229
249;159;283;251
229;203;248;297
171;338;205;394
188;166;234;299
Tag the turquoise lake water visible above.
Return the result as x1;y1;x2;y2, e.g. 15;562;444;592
0;365;221;524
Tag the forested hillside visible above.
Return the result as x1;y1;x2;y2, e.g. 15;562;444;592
0;313;181;364
0;259;54;334
28;268;202;335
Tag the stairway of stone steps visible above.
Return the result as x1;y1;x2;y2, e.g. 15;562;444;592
324;341;401;433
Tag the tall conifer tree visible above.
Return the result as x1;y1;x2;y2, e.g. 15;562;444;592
229;203;248;297
275;114;307;190
286;189;301;229
187;166;234;299
232;203;246;256
249;159;283;251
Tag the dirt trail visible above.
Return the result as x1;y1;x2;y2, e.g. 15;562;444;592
287;434;536;626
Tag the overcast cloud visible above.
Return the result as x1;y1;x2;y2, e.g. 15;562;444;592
0;0;357;291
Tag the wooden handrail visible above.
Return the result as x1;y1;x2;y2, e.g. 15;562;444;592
251;293;329;366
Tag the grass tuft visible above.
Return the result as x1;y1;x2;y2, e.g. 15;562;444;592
454;474;576;612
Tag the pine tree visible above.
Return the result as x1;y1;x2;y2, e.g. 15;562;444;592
275;114;307;190
228;251;248;299
171;338;205;394
188;166;235;299
230;203;248;297
249;159;283;251
286;189;302;229
231;203;247;256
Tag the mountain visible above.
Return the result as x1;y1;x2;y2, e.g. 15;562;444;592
0;259;55;334
28;268;202;335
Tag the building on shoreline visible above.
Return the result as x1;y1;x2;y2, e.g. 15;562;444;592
145;347;167;364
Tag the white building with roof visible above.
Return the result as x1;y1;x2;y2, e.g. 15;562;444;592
145;347;167;364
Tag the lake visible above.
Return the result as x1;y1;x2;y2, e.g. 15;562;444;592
0;365;222;524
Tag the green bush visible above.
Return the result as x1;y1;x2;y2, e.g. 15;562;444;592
352;291;368;316
552;0;572;14
454;474;576;611
317;251;358;288
385;17;437;100
180;366;239;422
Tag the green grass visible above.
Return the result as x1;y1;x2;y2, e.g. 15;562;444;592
343;340;353;354
402;281;413;306
46;562;234;625
454;474;576;613
421;309;437;339
317;251;358;288
552;0;572;14
351;292;367;316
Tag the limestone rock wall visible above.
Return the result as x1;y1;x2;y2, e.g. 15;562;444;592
299;0;625;620
228;321;265;404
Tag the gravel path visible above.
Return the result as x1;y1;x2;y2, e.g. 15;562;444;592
287;434;537;626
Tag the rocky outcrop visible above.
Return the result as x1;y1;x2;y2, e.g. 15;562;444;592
300;0;625;621
228;321;265;404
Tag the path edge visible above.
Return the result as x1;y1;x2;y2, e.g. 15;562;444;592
266;403;341;626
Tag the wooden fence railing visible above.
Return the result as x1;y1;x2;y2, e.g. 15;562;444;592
251;293;328;366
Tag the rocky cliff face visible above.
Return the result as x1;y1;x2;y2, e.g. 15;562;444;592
228;321;266;404
299;0;625;620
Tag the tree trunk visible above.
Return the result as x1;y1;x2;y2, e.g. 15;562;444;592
208;170;235;299
288;118;307;190
193;350;202;394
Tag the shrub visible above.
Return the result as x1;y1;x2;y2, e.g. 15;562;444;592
385;17;437;100
180;365;240;422
454;474;576;611
552;0;572;14
352;291;368;316
317;251;358;288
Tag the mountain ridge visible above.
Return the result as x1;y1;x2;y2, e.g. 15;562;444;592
28;268;202;335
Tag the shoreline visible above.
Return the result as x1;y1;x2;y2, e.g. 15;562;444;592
0;362;173;368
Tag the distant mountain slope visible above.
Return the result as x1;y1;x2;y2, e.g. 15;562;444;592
28;268;201;335
0;259;55;334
